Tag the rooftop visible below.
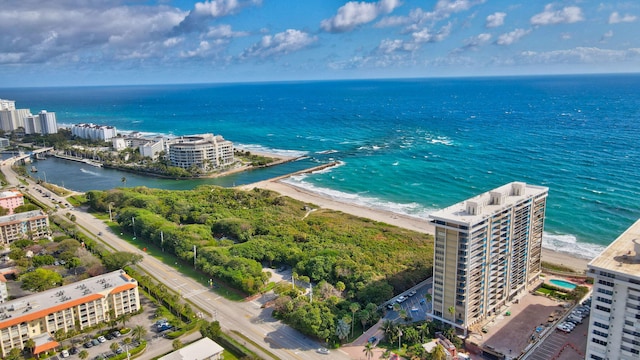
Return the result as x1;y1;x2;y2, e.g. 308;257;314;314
0;270;137;328
158;337;224;360
0;210;46;223
430;182;548;225
588;218;640;277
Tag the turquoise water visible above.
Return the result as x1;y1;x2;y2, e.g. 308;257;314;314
549;279;577;290
3;74;640;259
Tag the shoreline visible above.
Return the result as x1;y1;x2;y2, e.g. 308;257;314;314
240;177;591;273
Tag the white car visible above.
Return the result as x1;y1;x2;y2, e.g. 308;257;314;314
396;296;407;303
60;350;70;358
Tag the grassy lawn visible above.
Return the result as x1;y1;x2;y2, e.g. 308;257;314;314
103;221;246;302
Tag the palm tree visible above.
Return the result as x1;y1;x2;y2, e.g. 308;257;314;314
336;318;350;343
432;344;448;360
79;350;89;360
132;325;147;342
349;302;360;337
119;312;132;328
172;339;183;350
381;319;395;337
24;338;35;357
110;342;120;353
363;342;375;360
448;306;455;320
379;349;392;360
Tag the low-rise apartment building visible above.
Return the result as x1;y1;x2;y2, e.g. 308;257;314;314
0;190;24;215
0;210;49;245
0;270;140;357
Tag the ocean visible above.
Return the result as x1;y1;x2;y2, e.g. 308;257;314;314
3;74;640;259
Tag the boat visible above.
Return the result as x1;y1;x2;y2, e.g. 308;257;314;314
31;166;37;172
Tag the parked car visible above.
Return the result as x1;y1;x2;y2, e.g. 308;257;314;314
111;331;121;338
60;350;69;358
84;342;94;348
387;303;394;310
91;339;100;346
97;335;106;343
396;296;407;303
368;336;378;344
114;346;124;354
408;290;417;297
157;323;173;332
69;347;79;355
316;347;330;355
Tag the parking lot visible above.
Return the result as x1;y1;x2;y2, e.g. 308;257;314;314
55;294;188;359
384;278;432;323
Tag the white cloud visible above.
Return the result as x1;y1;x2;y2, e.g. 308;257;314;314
204;24;248;38
486;12;506;28
180;40;211;58
496;28;531;45
609;12;637;24
412;23;452;43
517;47;640;64
175;0;260;34
376;39;418;54
241;29;317;59
530;5;584;26
466;33;491;47
321;0;402;33
600;30;613;42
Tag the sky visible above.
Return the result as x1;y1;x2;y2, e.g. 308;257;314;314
1;0;639;86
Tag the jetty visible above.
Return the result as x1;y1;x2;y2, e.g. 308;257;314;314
53;154;103;167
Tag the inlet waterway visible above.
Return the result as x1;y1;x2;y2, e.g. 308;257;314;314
26;156;320;192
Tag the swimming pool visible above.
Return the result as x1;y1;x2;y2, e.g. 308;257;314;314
550;279;577;290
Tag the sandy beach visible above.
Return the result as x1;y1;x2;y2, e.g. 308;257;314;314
240;178;591;273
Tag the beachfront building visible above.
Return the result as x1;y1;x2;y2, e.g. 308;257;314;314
24;111;59;135
158;337;224;360
0;190;24;215
0;210;49;245
71;123;117;141
0;108;31;133
585;219;640;360
0;99;15;111
112;133;166;159
167;134;234;171
428;182;548;333
0;269;140;357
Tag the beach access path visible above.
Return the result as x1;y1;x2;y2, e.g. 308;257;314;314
240;179;590;273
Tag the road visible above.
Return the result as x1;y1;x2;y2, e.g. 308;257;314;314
2;157;351;360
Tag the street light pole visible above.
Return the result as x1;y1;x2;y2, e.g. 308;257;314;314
108;203;113;222
132;217;136;238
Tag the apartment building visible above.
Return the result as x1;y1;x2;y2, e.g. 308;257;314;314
71;123;117;141
0;190;24;215
0;210;49;245
168;134;234;171
0;270;140;357
429;182;548;333
585;219;640;360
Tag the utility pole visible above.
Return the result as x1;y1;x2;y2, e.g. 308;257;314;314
132;217;136;238
193;245;197;268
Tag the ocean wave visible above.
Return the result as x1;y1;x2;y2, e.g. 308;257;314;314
315;149;339;154
280;177;436;219
542;232;605;260
235;143;308;157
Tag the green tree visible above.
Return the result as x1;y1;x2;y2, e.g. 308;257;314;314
118;312;132;329
110;342;120;353
102;251;143;271
379;349;391;360
432;344;448;360
132;325;147;342
363;342;375;360
21;268;63;291
24;338;36;356
200;321;222;340
79;350;89;359
349;302;360;337
172;339;183;350
335;318;350;343
5;348;22;360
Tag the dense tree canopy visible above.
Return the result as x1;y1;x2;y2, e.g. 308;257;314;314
21;268;63;291
87;185;434;340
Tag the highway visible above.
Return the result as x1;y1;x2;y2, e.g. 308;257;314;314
1;156;351;360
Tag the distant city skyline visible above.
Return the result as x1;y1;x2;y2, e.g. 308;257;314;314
1;0;639;87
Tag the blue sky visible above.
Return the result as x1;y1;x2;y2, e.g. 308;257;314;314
1;0;639;86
